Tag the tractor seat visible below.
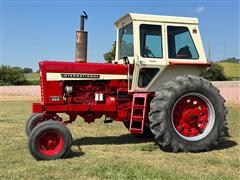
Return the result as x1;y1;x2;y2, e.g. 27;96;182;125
176;45;192;59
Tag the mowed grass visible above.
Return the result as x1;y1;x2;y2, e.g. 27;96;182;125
24;73;40;81
219;62;240;79
0;100;240;179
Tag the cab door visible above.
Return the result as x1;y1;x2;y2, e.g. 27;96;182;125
131;22;167;92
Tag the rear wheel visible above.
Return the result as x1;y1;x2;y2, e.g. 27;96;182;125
28;121;72;160
149;75;227;152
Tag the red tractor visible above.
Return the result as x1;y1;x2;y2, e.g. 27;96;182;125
26;13;227;160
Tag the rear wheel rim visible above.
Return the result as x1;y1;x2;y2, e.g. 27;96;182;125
37;130;64;156
171;93;215;141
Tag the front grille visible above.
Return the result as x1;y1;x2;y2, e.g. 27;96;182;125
39;70;44;103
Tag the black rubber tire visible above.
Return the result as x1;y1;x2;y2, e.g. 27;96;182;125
123;121;153;138
149;75;227;152
25;113;44;137
28;121;72;160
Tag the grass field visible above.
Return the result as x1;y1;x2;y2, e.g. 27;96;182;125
24;73;40;84
24;73;40;81
219;62;240;80
0;100;239;179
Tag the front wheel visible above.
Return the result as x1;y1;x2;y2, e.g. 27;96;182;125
149;75;227;152
28;121;72;160
25;113;44;136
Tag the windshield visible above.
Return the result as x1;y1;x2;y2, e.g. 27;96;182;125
119;23;134;59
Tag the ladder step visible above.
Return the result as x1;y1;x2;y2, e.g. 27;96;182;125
132;94;148;98
133;105;145;109
130;93;149;134
131;116;144;121
130;128;143;134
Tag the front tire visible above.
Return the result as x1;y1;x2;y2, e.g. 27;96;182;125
149;75;227;152
28;121;72;160
25;113;44;136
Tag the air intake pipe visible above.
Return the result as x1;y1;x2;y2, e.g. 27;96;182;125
75;11;88;63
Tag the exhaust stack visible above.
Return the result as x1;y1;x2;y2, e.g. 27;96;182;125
75;11;88;63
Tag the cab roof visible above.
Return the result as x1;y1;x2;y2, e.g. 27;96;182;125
115;13;198;29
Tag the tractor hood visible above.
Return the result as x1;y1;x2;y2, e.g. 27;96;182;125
39;61;128;81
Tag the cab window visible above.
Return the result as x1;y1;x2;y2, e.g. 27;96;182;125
119;23;134;59
167;26;199;59
140;24;163;58
138;68;159;87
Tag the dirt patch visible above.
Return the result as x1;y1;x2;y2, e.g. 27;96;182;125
212;81;240;104
0;86;40;101
0;85;40;96
1;81;239;104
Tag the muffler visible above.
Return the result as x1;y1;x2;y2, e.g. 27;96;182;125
75;11;88;63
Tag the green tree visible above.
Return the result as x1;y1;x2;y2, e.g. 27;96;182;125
23;67;33;73
12;66;22;71
0;65;26;85
200;62;226;81
103;41;116;62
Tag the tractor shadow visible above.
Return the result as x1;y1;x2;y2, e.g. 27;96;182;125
211;130;238;151
67;134;237;158
213;139;237;151
67;150;85;159
67;134;152;159
72;134;153;146
67;147;86;159
72;134;237;151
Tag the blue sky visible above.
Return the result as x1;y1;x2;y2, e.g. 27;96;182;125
1;0;239;71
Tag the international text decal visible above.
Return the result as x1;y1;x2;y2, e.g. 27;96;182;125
61;74;100;79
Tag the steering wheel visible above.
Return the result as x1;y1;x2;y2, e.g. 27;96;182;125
144;48;156;58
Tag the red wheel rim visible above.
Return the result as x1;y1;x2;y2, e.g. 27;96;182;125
172;94;211;139
37;130;64;156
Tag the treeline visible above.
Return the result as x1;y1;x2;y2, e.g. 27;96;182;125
0;65;39;86
220;57;240;63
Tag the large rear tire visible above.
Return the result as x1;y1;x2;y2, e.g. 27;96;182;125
28;121;72;160
149;75;227;152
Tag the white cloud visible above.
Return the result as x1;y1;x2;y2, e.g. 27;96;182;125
195;6;205;13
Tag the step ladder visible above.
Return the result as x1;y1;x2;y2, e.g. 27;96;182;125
129;93;148;134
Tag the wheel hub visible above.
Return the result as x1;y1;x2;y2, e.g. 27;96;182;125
182;109;199;125
37;131;63;156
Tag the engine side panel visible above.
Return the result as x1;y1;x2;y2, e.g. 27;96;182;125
37;61;131;122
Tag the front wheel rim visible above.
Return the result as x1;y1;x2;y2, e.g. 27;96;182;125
37;130;64;156
171;93;215;141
